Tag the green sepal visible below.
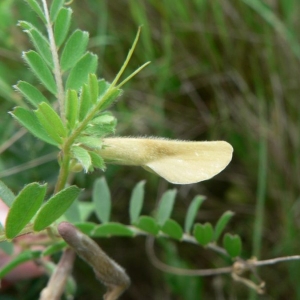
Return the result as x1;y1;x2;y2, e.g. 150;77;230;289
76;136;102;150
23;50;57;95
33;186;81;231
83;113;117;137
54;7;72;47
71;146;92;172
5;183;47;239
66;52;98;91
60;30;89;71
14;81;50;108
89;151;105;170
10;107;59;146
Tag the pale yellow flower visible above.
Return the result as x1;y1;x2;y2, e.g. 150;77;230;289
98;138;233;184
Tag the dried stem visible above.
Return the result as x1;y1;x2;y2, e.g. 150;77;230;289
40;248;76;300
58;222;130;300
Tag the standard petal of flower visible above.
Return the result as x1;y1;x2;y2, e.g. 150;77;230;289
99;138;233;184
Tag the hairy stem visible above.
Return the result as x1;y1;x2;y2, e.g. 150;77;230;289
41;0;66;123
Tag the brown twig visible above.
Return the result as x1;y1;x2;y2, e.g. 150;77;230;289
58;222;130;300
40;248;76;300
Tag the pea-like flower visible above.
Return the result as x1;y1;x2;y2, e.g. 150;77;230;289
98;138;233;184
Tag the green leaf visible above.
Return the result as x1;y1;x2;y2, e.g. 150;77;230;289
83;117;117;137
65;89;78;129
89;74;98;104
135;216;160;235
0;241;14;255
71;146;92;172
92;177;111;223
54;7;72;47
214;211;235;242
76;136;102;150
66;52;98;91
26;0;46;23
91;112;116;125
60;30;89;71
92;222;134;237
161;219;183;240
193;223;213;246
74;222;96;235
34;106;64;145
78;202;95;222
0;180;15;208
5;183;47;239
10;107;58;146
18;20;34;31
79;83;91;121
223;233;242;258
42;240;67;256
184;195;206;234
33;185;81;231
23;51;57;95
156;189;177;226
64;198;80;223
98;88;122;111
89;151;105;170
0;250;41;279
50;0;65;22
36;102;67;138
25;28;53;68
129;180;145;224
98;79;110;95
14;81;49;108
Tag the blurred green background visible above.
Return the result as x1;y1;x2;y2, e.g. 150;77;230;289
0;0;300;299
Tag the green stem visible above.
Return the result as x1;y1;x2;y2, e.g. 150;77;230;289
54;152;71;193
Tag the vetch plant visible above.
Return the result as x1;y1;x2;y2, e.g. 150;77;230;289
0;1;299;299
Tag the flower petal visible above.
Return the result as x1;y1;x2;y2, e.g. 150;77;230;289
99;138;233;184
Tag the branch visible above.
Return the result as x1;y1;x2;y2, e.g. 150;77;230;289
40;248;76;300
58;222;130;300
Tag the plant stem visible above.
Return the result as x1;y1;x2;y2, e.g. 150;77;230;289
41;0;66;123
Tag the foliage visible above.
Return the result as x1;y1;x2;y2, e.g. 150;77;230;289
0;0;299;299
